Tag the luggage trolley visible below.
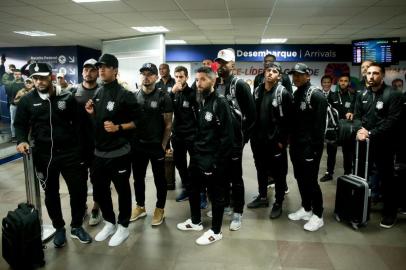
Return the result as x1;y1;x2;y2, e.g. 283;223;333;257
23;149;56;242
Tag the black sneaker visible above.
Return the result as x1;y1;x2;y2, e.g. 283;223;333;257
320;173;333;182
71;227;92;244
53;228;66;248
247;196;269;208
270;203;283;219
380;216;396;229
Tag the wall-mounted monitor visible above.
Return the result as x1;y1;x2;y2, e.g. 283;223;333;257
352;37;400;65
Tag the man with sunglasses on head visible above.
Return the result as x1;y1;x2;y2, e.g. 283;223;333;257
14;62;91;248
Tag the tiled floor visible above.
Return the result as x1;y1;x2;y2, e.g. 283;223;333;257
0;145;405;270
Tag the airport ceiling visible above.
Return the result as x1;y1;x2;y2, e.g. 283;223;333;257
0;0;405;49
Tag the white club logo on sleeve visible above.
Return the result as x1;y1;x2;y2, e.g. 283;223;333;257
106;101;115;111
57;101;66;110
205;111;213;122
272;98;278;107
376;101;384;110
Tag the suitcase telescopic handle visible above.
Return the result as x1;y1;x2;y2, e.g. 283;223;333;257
354;138;370;180
22;149;43;225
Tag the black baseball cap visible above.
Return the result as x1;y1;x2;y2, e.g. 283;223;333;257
264;62;282;73
140;63;158;75
288;63;310;74
96;54;118;68
29;62;52;77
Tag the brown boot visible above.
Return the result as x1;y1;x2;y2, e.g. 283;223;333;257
130;205;146;222
151;208;165;226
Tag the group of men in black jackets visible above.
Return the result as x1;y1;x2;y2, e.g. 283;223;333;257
13;50;404;249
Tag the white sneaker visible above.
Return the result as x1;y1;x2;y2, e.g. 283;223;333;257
177;219;203;231
195;229;223;245
304;214;324;232
229;213;242;231
288;207;313;221
95;221;116;242
108;224;129;247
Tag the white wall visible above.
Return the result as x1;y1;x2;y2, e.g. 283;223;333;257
102;34;165;91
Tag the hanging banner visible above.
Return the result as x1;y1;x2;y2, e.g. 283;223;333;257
167;44;352;62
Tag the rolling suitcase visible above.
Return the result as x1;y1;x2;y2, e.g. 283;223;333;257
2;151;45;269
165;149;176;190
334;139;371;229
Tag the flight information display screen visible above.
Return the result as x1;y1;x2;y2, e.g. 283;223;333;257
352;38;399;65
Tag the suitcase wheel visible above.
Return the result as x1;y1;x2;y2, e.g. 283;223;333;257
334;214;341;222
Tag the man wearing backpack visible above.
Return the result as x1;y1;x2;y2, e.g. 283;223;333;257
214;48;256;231
254;54;293;93
320;74;356;182
177;66;233;245
250;62;293;219
288;63;327;232
355;62;403;229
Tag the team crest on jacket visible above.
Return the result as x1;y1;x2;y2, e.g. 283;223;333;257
272;99;278;107
57;101;66;110
106;101;115;111
376;101;383;110
150;101;158;108
300;101;307;111
205;111;213;122
182;101;190;108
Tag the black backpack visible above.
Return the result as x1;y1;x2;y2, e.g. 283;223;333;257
2;203;45;269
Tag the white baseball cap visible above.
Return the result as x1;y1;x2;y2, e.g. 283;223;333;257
215;48;235;62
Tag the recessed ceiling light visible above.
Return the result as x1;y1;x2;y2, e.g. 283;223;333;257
261;38;288;44
14;31;56;37
165;40;186;45
131;26;169;33
72;0;120;3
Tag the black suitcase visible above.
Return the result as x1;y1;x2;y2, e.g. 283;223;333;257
2;151;45;269
334;139;371;229
165;149;176;190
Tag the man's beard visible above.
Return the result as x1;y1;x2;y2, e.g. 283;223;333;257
217;67;228;78
84;78;97;84
37;85;50;93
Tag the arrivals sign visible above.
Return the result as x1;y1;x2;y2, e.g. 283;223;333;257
166;44;352;62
